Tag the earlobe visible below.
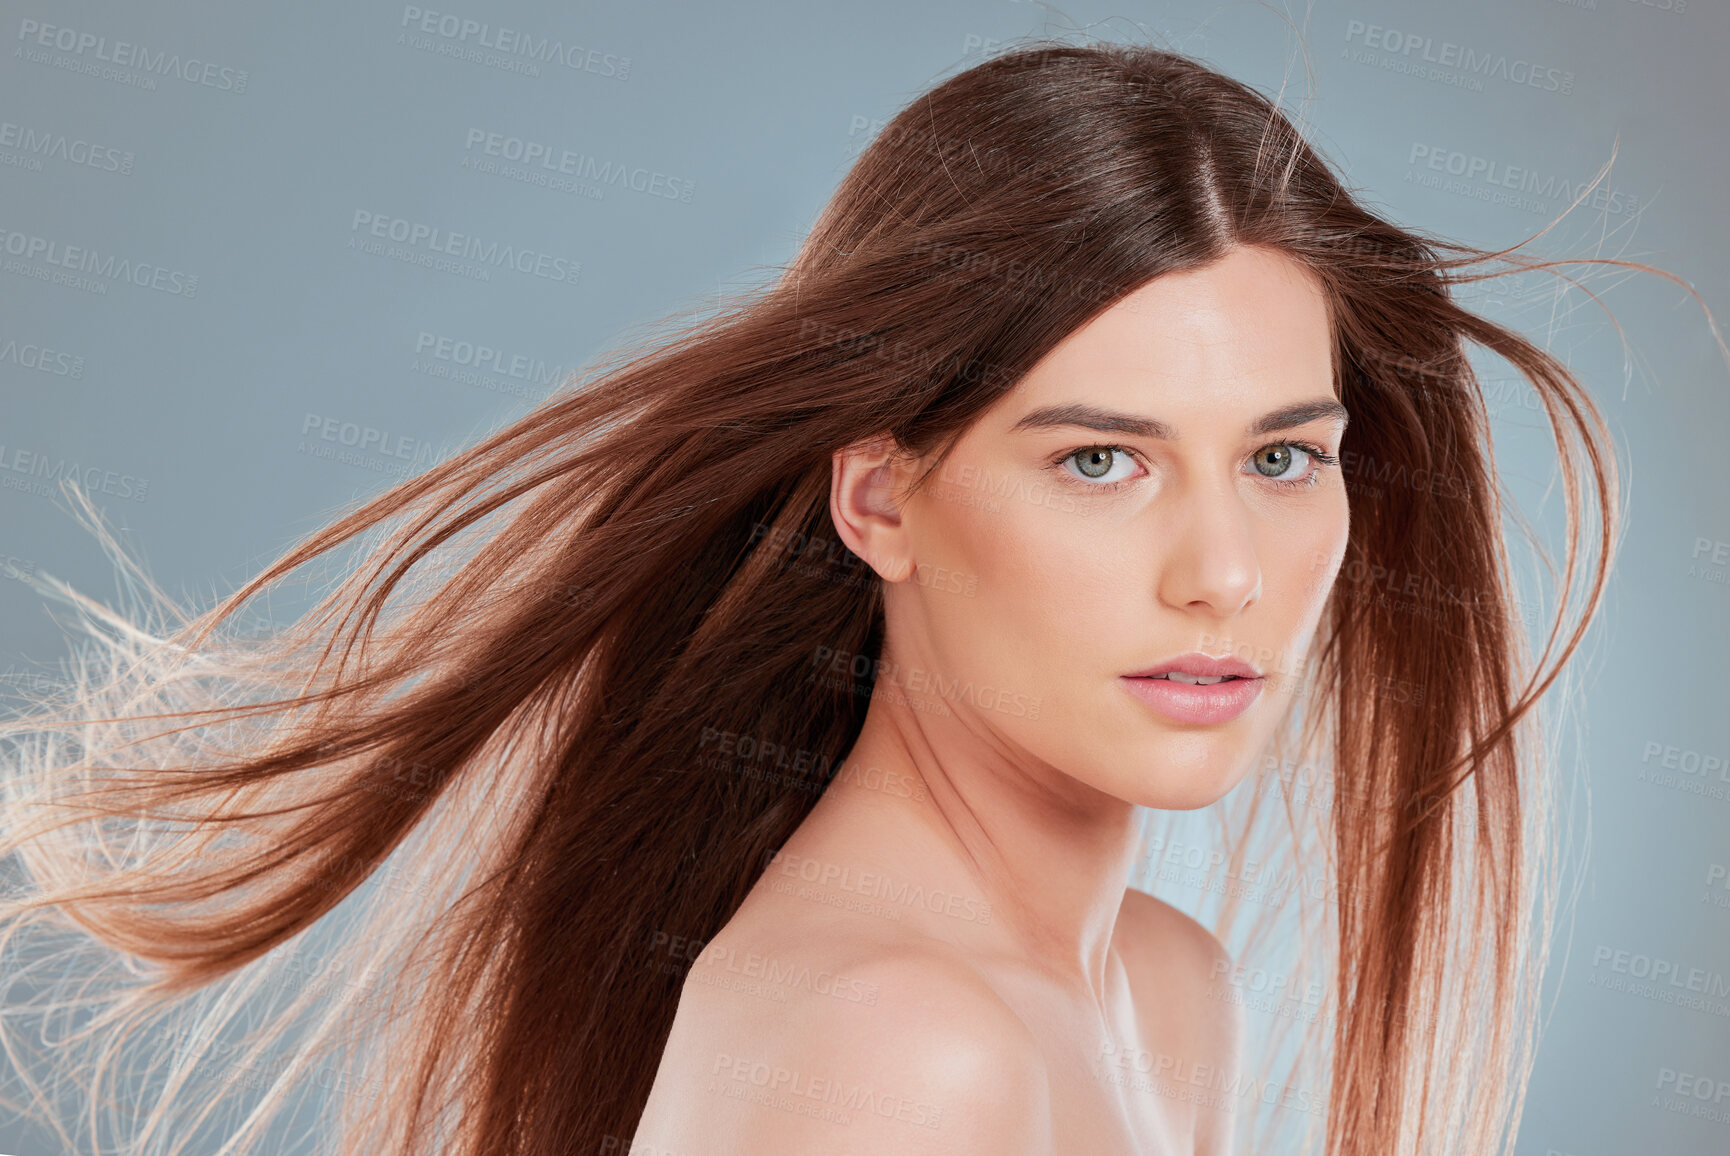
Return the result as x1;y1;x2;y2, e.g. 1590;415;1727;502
830;435;918;585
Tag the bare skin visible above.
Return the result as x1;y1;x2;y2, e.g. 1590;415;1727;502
633;244;1350;1155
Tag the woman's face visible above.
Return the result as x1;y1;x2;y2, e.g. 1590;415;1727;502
860;244;1349;810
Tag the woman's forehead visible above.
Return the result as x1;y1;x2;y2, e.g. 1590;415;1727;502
995;252;1336;425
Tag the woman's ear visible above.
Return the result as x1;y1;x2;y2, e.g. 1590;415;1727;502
830;433;918;584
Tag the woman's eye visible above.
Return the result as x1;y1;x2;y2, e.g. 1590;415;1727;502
1249;442;1313;481
1062;446;1139;486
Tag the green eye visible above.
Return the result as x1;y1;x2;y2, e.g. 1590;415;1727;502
1044;443;1141;491
1253;445;1298;477
1247;441;1339;490
1072;447;1117;479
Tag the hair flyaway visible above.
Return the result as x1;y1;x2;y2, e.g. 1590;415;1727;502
2;36;1716;1156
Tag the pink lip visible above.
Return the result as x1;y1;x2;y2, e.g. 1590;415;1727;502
1124;652;1262;680
1120;651;1265;725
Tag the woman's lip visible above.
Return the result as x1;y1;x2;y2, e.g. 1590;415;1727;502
1119;674;1265;725
1124;652;1261;680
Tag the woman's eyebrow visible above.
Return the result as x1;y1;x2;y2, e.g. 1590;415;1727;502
1011;403;1175;438
1247;399;1349;436
1010;399;1348;439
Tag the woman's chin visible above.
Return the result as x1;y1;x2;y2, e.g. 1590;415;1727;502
1112;762;1252;811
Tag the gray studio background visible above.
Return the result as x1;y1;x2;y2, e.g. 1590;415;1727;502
2;1;1727;1153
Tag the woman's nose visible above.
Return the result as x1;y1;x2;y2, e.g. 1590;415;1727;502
1154;483;1262;616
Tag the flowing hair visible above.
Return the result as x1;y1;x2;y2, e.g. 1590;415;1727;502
0;37;1699;1156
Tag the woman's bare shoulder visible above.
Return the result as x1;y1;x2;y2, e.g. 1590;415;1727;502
634;905;1052;1154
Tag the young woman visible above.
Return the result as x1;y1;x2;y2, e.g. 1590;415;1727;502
0;39;1655;1156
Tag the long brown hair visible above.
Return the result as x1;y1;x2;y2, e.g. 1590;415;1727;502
0;38;1687;1156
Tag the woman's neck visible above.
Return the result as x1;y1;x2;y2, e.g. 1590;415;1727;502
784;700;1146;1006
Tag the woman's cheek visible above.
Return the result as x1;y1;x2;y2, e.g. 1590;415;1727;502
1300;509;1351;611
1258;493;1346;597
